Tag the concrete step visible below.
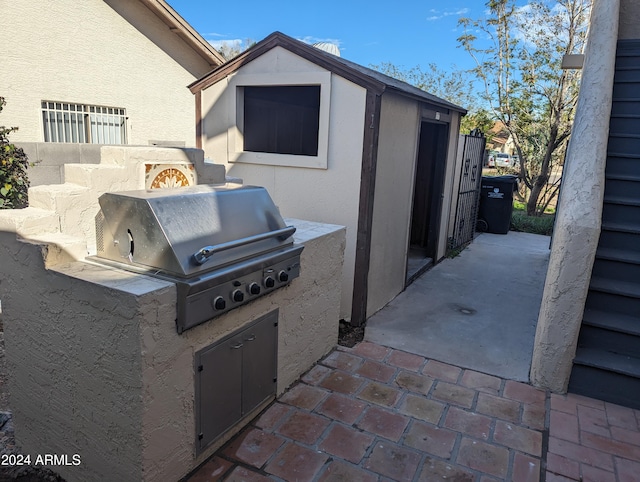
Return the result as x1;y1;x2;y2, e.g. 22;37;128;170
605;176;640;200
28;183;91;210
602;201;640;227
27;183;99;243
22;232;88;265
0;207;60;237
586;278;640;319
602;220;640;235
592;257;640;286
596;247;640;265
64;164;142;192
579;316;640;358
611;98;640;116
570;348;640;410
598;229;640;255
613;82;640;99
583;308;640;337
590;275;640;299
610;114;640;135
605;156;640;179
607;133;640;155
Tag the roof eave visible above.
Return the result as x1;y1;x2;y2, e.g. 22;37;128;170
189;32;386;94
188;31;469;116
138;0;225;68
386;86;468;114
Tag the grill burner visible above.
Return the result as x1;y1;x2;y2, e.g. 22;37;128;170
90;184;302;333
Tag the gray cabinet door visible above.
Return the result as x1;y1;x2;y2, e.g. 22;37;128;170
242;311;278;414
196;333;243;452
195;310;278;454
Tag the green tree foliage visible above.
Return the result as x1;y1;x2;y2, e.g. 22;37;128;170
458;0;591;215
371;62;495;135
0;97;30;209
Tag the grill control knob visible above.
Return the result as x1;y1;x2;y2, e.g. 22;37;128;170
278;270;289;283
232;289;244;303
264;276;275;288
212;296;226;311
248;282;261;295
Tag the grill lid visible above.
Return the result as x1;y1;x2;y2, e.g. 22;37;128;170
95;184;294;277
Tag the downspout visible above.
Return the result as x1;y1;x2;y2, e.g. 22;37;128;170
195;90;202;149
530;0;620;392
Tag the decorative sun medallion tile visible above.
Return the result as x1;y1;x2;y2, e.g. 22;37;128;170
145;163;197;189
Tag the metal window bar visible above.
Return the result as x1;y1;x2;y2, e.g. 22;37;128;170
41;101;126;144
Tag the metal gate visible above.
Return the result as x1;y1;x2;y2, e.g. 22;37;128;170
451;130;486;250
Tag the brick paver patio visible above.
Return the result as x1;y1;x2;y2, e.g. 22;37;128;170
186;341;640;481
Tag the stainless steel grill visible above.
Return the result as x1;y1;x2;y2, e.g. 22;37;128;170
90;184;302;333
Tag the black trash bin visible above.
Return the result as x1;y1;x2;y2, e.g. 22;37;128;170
477;175;518;234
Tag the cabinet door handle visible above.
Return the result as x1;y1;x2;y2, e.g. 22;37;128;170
244;334;256;342
230;342;243;350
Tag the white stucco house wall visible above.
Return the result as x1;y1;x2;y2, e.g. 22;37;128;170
189;32;467;325
1;0;225;184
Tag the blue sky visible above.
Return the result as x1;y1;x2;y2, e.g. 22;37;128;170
169;1;490;73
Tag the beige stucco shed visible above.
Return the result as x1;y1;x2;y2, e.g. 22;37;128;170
189;32;467;325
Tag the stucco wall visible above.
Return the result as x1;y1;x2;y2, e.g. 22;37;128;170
1;219;344;481
1;233;149;481
366;93;420;317
0;0;209;147
530;0;619;392
619;0;640;39
200;47;367;320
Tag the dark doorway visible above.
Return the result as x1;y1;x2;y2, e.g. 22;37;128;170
407;120;449;283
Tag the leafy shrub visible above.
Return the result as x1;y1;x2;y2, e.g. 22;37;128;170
510;211;555;236
0;97;29;208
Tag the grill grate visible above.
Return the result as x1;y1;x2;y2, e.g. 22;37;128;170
95;210;105;254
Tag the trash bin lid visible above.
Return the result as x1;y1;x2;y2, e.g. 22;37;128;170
481;175;518;183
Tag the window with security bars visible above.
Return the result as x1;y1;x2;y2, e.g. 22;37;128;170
41;101;127;144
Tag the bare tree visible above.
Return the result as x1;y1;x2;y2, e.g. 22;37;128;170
458;0;591;215
216;39;255;61
370;62;495;135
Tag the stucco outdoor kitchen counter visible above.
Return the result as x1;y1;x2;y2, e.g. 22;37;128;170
1;218;345;482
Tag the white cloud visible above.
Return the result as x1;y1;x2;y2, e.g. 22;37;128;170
427;7;470;21
202;32;226;38
444;8;469;16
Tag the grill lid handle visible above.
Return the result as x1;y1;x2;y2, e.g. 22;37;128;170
192;226;297;266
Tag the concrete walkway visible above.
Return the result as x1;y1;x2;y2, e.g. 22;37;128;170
186;233;640;481
365;232;551;381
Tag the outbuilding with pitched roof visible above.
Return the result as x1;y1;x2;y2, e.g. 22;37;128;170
190;32;468;324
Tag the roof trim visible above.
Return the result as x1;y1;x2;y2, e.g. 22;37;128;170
189;31;385;94
188;31;467;114
138;0;225;67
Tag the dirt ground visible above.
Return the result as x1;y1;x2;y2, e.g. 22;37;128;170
338;319;365;348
